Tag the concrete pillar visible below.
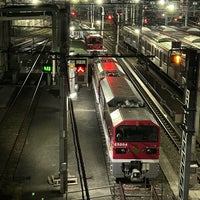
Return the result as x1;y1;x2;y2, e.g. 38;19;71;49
0;21;10;79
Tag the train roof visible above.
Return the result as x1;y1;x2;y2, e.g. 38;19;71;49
152;34;176;43
96;61;125;77
86;33;103;38
185;28;200;36
100;76;144;108
158;26;178;34
165;31;200;48
142;34;173;51
186;28;200;33
110;108;158;127
99;61;120;71
183;35;200;43
123;26;151;34
157;26;200;49
95;57;117;63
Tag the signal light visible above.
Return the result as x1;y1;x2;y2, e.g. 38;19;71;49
71;10;77;17
144;18;148;24
107;14;113;20
76;64;86;73
174;18;178;23
42;64;52;72
171;54;182;65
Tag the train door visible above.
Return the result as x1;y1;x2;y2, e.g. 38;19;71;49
159;50;162;68
144;40;148;55
151;45;155;62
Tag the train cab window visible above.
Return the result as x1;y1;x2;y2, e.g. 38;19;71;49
88;37;103;44
116;125;158;142
95;38;103;44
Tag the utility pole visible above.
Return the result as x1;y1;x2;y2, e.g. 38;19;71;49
137;2;143;54
59;3;70;196
184;0;189;27
90;1;94;29
100;6;104;36
115;12;120;55
178;49;199;200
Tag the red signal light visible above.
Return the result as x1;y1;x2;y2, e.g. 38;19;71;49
144;18;148;24
174;18;178;23
71;10;77;17
76;64;86;73
107;14;113;20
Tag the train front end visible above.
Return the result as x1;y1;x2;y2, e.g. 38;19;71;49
86;34;107;55
109;108;160;182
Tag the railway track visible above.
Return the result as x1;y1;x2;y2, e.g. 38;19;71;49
0;84;41;196
94;82;162;200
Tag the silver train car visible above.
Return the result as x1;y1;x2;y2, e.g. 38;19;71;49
121;26;187;87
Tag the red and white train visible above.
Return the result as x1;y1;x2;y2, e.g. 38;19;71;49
92;58;160;182
81;24;107;55
85;34;104;54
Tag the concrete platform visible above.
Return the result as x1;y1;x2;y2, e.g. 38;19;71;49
7;85;111;199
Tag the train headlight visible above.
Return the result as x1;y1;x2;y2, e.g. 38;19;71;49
146;148;157;154
116;148;126;154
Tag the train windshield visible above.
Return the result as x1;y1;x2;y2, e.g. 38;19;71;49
87;37;103;44
116;125;158;142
